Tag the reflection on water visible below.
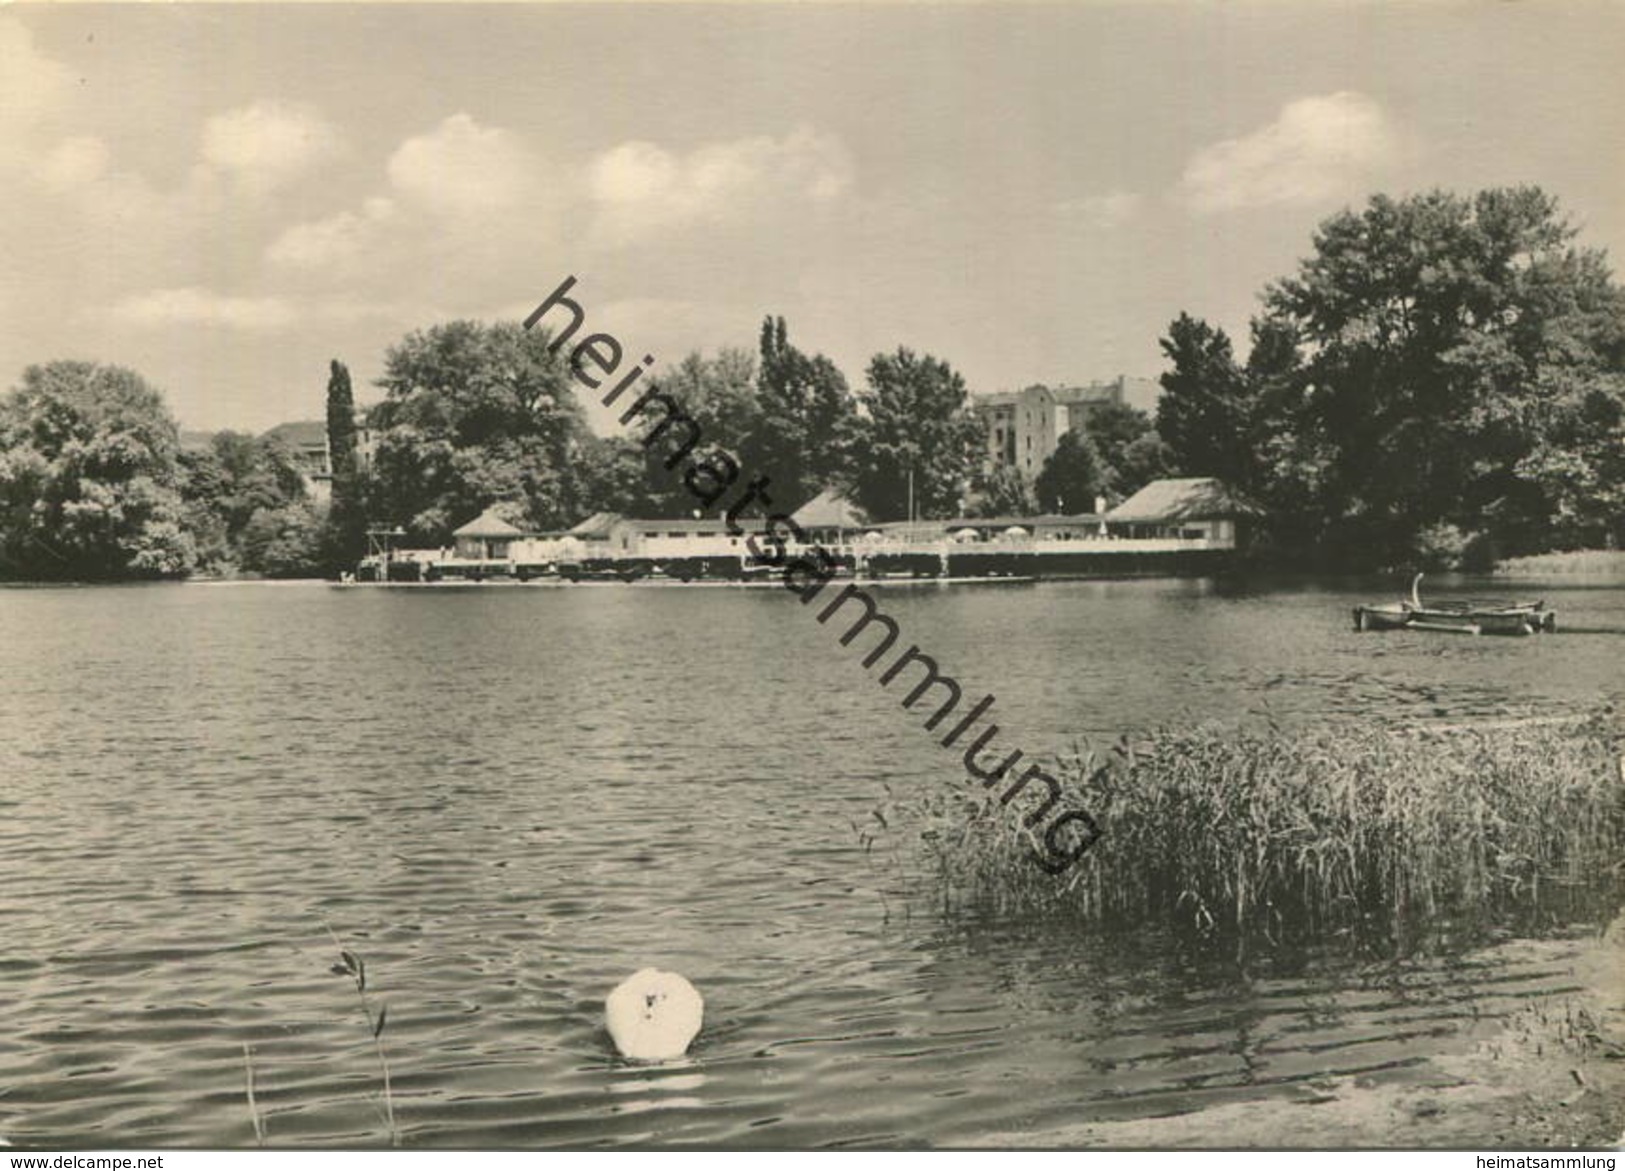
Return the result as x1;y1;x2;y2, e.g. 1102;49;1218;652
0;578;1620;1146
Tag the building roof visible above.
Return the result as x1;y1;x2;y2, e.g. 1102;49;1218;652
569;512;623;538
972;385;1058;410
972;391;1019;409
453;507;526;538
1107;477;1262;523
999;513;1101;527
875;513;1101;533
970;378;1160;416
791;488;870;530
263;420;328;448
977;382;1137;412
627;518;736;535
1052;383;1121;407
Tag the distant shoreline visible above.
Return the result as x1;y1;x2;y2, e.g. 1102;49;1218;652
1495;550;1625;578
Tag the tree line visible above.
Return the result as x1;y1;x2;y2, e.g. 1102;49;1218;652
3;184;1620;581
1154;186;1625;569
0;321;1164;581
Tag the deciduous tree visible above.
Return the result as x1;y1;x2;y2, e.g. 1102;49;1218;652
970;465;1038;518
1260;186;1625;561
751;316;858;508
1113;432;1176;501
851;347;982;521
184;432;305;537
1155;313;1258;490
0;361;194;580
368;320;587;540
239;500;327;578
1080;401;1152;483
572;433;666;518
622;348;759;516
1033;430;1111;515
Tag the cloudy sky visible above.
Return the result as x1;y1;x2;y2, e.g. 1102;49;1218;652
3;3;1621;434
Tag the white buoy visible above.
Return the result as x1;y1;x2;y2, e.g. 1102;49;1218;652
604;968;704;1061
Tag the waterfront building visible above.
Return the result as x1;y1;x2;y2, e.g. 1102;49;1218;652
877;514;1107;543
1105;477;1259;546
506;511;619;565
790;488;871;547
567;511;623;552
613;518;747;559
452;508;524;560
361;476;1249;582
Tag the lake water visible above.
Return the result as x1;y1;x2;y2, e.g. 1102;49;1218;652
2;576;1622;1147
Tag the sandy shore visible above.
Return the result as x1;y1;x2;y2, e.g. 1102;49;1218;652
971;919;1625;1149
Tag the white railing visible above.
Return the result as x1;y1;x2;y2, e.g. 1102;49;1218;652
787;536;1228;557
364;534;1232;573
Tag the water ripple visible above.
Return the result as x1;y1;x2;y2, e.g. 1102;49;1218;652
0;580;1620;1146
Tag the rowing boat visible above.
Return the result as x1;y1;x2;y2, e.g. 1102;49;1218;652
1353;575;1555;636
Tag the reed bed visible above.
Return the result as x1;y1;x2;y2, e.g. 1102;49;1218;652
904;714;1625;949
1494;549;1625;578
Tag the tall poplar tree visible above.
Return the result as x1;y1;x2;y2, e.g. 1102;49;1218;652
324;358;365;567
750;316;858;508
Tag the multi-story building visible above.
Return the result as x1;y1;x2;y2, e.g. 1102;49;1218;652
262;420;377;504
971;376;1160;476
975;385;1060;477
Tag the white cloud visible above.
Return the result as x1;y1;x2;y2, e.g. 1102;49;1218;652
38;136;110;188
0;17;103;190
267;197;396;270
110;287;298;331
589;141;679;207
270;119;855;293
1056;189;1143;229
586;126;853;243
1180;91;1399;212
199;100;343;191
263;113;556;283
386;113;537;214
0;16;75;134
